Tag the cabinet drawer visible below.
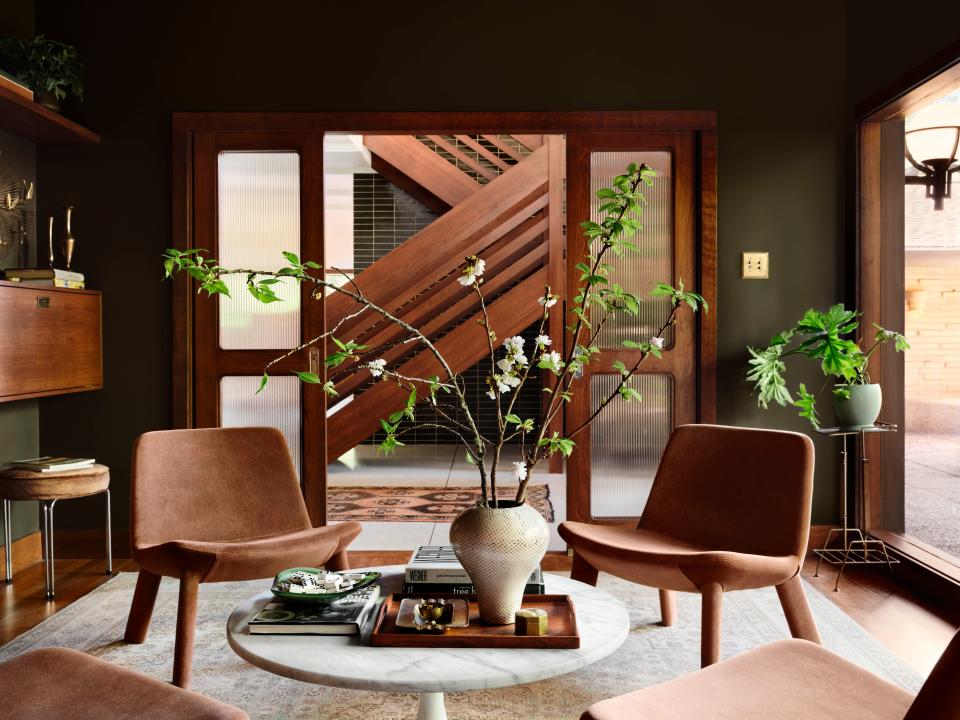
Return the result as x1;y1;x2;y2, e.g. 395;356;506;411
0;282;103;401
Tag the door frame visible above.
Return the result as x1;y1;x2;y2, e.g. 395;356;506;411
171;111;717;526
857;40;960;593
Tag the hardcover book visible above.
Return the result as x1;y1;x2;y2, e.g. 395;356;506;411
248;585;381;635
2;268;85;282
10;456;95;473
402;581;546;596
405;545;543;585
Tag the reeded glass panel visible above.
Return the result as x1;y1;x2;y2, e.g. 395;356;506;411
220;376;302;478
218;152;301;349
590;373;672;519
590;151;673;347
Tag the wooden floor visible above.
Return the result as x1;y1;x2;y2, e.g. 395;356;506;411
1;552;956;678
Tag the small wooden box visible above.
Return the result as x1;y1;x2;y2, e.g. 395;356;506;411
370;593;580;649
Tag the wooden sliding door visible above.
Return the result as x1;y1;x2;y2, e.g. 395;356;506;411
565;132;708;523
191;132;327;522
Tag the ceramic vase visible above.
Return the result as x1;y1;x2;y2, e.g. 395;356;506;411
449;500;549;625
834;383;882;429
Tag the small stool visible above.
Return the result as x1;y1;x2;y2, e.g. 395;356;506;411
1;463;111;598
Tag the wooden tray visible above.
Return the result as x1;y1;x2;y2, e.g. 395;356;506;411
370;593;580;649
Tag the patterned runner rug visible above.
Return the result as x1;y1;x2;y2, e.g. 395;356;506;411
0;573;920;720
327;484;555;522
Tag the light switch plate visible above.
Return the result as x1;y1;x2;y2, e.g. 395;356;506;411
741;252;769;279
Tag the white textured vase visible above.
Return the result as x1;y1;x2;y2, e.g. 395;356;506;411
450;501;549;625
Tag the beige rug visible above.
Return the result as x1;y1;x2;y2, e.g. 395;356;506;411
328;485;555;522
0;573;920;719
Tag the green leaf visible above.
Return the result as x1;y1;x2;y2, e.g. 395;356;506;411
282;251;300;266
793;383;820;429
619;386;642;402
294;371;322;384
255;372;269;395
505;413;522;424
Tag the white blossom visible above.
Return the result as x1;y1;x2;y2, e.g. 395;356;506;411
538;294;558;308
458;257;486;286
883;329;897;339
513;461;528;482
650;336;664;349
513;352;528;366
486;388;497;400
542;350;564;373
535;334;552;347
504;335;525;355
496;377;511;393
497;358;514;373
367;358;386;377
502;373;521;388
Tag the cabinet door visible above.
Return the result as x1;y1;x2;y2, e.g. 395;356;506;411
0;282;103;401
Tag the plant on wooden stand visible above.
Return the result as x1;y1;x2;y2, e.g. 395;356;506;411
163;162;707;623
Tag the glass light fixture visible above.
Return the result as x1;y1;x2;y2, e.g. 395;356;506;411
905;103;960;210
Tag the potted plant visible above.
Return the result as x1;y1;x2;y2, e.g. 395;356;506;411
162;162;707;624
746;304;909;429
0;34;84;112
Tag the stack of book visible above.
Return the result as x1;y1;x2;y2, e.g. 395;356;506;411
10;457;95;473
2;268;85;289
248;585;381;635
403;545;545;596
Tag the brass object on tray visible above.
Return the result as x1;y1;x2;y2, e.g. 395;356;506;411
395;597;470;632
515;608;548;636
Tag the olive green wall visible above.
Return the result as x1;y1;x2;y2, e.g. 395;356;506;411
31;0;855;530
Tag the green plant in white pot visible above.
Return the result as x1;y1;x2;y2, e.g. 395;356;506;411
162;162;706;624
746;304;909;429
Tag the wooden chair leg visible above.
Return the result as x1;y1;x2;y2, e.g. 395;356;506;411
700;581;723;667
123;569;162;643
658;589;676;626
172;572;200;689
570;552;599;586
325;549;350;572
776;574;822;644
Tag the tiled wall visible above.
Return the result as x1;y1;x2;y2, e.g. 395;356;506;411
354;173;542;444
905;250;960;401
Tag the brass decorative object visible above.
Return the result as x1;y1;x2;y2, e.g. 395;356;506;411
61;206;76;270
47;216;55;267
0;152;34;262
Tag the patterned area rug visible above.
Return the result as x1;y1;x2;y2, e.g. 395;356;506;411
328;485;555;522
0;573;920;719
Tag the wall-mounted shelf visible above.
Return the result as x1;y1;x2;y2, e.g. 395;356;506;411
0;84;99;144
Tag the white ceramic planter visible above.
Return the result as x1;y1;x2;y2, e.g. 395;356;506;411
449;501;549;625
834;383;883;429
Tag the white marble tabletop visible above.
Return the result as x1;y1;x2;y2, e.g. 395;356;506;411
226;565;630;694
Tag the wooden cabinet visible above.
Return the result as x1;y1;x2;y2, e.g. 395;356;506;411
0;280;102;402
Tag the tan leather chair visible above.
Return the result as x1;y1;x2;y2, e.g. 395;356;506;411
0;647;248;719
560;424;821;667
581;629;960;719
124;427;362;688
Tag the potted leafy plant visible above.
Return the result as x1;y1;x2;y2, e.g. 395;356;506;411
0;34;84;112
162;162;706;624
746;304;909;429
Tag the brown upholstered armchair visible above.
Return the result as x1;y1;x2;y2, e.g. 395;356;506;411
560;424;821;667
581;629;960;719
124;427;362;687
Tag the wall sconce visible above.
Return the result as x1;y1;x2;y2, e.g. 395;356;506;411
905;103;960;211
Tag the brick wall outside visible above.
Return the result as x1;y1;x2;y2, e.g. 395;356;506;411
905;250;960;401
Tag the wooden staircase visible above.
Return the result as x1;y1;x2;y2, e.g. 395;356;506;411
326;135;559;459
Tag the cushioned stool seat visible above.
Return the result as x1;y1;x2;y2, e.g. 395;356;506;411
0;647;247;719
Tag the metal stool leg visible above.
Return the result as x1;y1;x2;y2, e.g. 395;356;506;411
41;500;56;599
3;499;12;583
104;489;112;575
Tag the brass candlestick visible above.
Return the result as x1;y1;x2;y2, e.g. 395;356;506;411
62;206;75;270
47;216;54;268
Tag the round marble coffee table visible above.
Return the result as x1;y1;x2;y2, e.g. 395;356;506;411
227;565;629;720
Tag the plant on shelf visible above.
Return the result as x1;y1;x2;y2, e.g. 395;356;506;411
746;304;909;429
0;34;84;111
162;161;706;623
